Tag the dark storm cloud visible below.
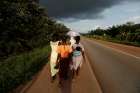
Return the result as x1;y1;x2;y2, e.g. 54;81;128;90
40;0;139;19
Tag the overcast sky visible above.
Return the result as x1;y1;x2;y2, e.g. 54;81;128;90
40;0;140;33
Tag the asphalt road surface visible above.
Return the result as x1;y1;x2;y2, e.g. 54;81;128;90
82;38;140;93
21;38;140;93
22;44;102;93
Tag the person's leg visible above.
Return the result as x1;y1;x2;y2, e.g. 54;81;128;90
73;62;80;79
51;74;56;83
76;67;80;76
63;60;69;80
58;70;63;86
71;69;74;79
58;60;62;85
50;62;54;82
50;62;58;83
72;69;77;79
76;59;82;76
72;58;77;79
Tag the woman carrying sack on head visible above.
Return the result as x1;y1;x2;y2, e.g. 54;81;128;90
72;36;86;79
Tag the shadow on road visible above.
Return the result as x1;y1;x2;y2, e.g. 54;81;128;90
60;71;73;93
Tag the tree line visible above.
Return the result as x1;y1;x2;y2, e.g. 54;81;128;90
86;22;140;44
0;0;69;59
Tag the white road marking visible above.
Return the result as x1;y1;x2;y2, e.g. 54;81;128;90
88;39;140;60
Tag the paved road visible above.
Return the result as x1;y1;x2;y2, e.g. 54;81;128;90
21;38;140;93
22;52;102;93
82;38;140;93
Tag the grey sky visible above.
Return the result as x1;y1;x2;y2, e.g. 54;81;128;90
40;0;139;19
40;0;140;32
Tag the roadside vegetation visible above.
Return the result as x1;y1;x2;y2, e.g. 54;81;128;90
0;0;69;92
0;46;50;93
84;22;140;47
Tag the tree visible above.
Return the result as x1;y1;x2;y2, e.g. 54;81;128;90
105;25;119;38
0;0;69;58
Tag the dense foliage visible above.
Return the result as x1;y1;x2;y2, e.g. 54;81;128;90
0;0;69;92
0;0;69;58
0;46;50;93
86;22;140;45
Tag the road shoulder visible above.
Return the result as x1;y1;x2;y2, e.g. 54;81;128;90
86;38;140;58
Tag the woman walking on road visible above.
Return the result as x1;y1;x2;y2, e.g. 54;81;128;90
56;36;72;86
49;34;60;82
72;36;86;78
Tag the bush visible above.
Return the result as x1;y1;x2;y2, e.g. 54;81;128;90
0;46;50;93
85;35;140;47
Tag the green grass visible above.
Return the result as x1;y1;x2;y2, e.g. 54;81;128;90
0;45;50;93
86;35;140;47
107;39;140;47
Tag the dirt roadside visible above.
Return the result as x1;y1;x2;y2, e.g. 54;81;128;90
88;38;140;58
